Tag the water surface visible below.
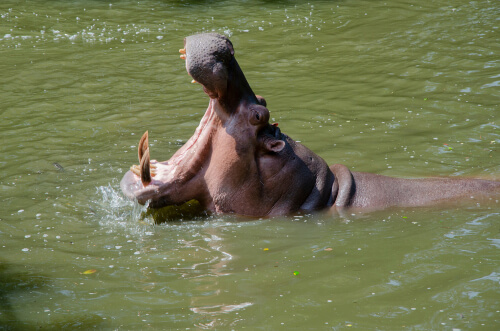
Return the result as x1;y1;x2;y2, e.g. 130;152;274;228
1;0;499;329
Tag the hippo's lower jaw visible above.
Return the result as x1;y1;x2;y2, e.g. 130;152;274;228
120;33;500;216
121;98;220;209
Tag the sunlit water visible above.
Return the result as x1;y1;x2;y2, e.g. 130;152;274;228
1;0;499;329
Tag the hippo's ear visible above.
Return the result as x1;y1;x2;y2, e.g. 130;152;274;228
264;139;285;153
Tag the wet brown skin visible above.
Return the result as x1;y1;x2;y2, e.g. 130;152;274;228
120;33;500;216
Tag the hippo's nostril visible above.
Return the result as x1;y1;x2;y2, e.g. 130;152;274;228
256;113;260;120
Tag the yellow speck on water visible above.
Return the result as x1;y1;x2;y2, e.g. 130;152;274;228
293;271;299;276
81;269;97;275
263;248;269;251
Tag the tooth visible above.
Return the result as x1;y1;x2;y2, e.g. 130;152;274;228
130;164;140;176
131;162;156;177
180;54;187;60
140;148;152;186
191;79;197;84
179;48;186;54
138;130;149;163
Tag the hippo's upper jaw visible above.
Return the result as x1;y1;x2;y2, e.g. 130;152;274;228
182;33;234;100
182;33;259;112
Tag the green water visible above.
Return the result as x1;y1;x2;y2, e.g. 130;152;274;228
1;0;499;329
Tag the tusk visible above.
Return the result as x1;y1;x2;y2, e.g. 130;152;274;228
179;48;186;54
138;130;149;163
191;79;197;84
140;148;152;186
180;54;187;60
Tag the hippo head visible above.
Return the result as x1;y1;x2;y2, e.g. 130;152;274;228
121;33;327;216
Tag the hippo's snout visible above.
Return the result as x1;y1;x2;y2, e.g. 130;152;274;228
182;33;234;99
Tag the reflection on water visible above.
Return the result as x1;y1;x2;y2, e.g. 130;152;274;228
1;0;499;329
181;226;255;329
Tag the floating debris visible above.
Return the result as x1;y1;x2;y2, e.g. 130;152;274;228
53;162;65;172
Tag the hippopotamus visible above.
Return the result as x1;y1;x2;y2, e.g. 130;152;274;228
120;33;500;216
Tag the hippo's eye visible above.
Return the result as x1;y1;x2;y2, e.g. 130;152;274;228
249;105;269;126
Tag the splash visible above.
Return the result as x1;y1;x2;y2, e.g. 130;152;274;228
92;184;153;235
